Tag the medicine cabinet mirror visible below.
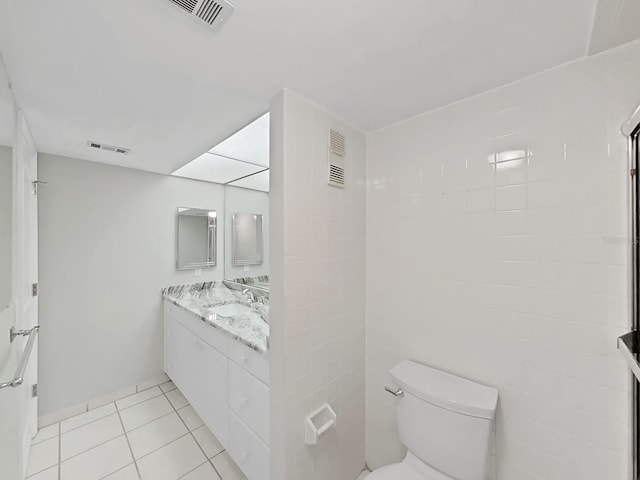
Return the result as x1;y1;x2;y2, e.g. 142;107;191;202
176;207;217;270
232;212;264;266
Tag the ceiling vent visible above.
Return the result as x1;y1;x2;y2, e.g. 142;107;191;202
87;141;130;155
328;129;345;188
167;0;235;32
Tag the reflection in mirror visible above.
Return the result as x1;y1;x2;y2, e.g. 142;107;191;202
232;213;264;266
176;207;217;270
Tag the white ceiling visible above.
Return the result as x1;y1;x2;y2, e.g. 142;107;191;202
0;0;638;174
589;0;640;54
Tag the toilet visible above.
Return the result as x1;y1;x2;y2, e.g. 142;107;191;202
369;360;498;480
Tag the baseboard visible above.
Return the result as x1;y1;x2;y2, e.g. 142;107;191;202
38;373;170;428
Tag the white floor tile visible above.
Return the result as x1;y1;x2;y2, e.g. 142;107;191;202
137;374;170;392
127;413;188;459
119;395;174;432
61;403;116;433
177;406;204;431
32;423;59;445
88;386;137;411
61;413;124;461
39;403;87;428
181;462;221;480
26;465;58;480
136;434;206;480
26;437;59;477
165;389;189;410
192;426;224;459
102;463;140;480
116;387;162;411
60;435;132;480
160;381;176;393
211;452;247;480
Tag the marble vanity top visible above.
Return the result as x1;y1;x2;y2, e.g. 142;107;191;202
162;281;269;353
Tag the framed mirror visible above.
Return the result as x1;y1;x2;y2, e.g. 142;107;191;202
176;207;217;270
232;212;264;266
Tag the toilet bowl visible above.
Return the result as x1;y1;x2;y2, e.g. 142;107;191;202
369;360;498;480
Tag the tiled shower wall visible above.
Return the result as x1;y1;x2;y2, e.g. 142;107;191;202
270;90;367;480
366;40;640;479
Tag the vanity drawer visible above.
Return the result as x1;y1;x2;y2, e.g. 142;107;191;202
228;410;270;480
228;339;269;385
165;300;229;355
229;361;269;444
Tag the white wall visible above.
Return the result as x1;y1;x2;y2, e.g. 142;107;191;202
0;145;11;308
366;41;640;479
38;153;225;416
270;90;366;480
224;185;269;279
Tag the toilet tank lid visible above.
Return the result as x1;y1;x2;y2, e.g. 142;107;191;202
390;360;498;419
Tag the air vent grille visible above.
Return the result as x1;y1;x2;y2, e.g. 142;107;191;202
169;0;198;13
329;165;345;186
330;129;346;157
328;129;346;188
166;0;235;31
87;141;130;156
196;0;224;25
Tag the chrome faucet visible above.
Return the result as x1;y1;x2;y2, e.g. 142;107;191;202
241;288;256;303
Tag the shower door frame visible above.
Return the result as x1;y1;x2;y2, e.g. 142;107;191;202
628;116;640;480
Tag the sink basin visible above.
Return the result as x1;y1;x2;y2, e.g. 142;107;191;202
208;303;255;317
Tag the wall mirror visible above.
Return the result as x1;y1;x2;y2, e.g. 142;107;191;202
224;185;269;291
176;207;217;270
232;212;264;266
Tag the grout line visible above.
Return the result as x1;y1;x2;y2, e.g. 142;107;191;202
134;432;192;462
60;406;117;435
35;385;227;480
126;410;175;434
116;389;164;412
98;462;137;480
58;433;126;465
115;402;142;480
57;422;61;480
176;460;211;479
161;389;226;479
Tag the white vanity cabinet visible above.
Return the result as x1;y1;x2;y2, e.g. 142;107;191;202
163;300;270;480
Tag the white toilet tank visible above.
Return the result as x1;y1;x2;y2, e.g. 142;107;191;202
390;361;498;480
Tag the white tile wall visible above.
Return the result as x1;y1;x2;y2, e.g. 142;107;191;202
270;90;367;480
365;40;640;480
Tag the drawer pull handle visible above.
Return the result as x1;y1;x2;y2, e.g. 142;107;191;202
240;396;248;404
240;356;248;364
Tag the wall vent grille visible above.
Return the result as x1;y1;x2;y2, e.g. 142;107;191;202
87;141;130;155
328;129;346;188
168;0;198;13
196;0;224;25
166;0;234;32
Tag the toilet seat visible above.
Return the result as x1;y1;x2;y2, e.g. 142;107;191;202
367;463;427;480
367;452;452;480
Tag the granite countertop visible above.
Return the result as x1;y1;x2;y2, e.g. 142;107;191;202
162;281;269;354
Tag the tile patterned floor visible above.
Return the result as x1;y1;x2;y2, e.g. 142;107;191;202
27;381;248;480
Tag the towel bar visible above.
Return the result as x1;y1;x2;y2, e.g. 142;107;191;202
0;325;39;390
